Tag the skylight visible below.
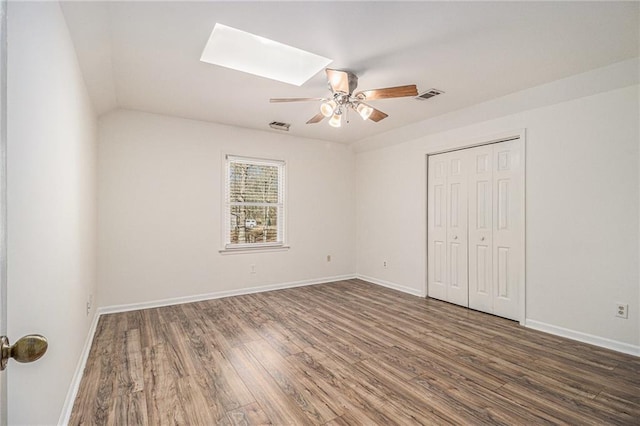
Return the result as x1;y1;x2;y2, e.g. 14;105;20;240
200;24;332;86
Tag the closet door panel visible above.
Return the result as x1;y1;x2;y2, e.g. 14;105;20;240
427;155;448;301
468;145;494;312
492;141;523;320
445;153;469;306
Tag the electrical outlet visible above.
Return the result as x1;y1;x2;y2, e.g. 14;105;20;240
86;294;93;316
326;255;331;262
250;264;256;274
615;303;628;319
383;260;388;268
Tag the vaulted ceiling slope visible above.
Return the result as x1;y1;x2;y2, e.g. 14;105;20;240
60;1;639;144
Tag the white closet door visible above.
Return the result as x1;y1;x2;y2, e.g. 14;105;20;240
428;139;523;321
445;151;469;306
427;155;448;301
428;150;469;305
492;140;523;320
468;145;494;313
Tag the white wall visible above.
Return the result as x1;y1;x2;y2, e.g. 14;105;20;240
98;110;355;307
7;2;98;424
356;79;639;352
4;5;636;424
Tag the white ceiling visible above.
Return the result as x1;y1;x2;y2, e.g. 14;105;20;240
60;1;639;145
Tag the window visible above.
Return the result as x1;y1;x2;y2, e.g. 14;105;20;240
224;155;285;250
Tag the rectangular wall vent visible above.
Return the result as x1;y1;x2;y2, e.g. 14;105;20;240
269;121;291;131
416;88;444;100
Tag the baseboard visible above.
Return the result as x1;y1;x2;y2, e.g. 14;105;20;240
97;274;357;315
525;319;640;357
58;311;101;425
356;274;426;297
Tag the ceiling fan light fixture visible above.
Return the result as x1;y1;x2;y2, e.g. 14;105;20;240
328;112;342;128
355;103;374;121
271;69;415;127
320;99;337;117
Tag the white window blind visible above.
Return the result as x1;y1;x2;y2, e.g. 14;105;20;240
224;155;285;249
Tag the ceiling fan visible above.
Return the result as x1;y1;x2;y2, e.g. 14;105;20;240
270;69;418;128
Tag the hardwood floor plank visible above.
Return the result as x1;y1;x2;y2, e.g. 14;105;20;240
287;315;366;365
595;390;640;418
177;306;256;413
226;402;272;425
113;390;149;426
245;339;338;423
174;375;221;425
494;379;629;425
323;412;369;426
226;345;313;425
350;358;465;424
68;315;113;425
141;343;186;425
530;353;639;399
166;328;233;423
287;350;400;424
124;329;144;393
93;315;121;425
70;279;640;425
375;344;507;391
254;320;304;357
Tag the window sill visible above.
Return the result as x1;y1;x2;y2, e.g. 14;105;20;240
219;245;290;255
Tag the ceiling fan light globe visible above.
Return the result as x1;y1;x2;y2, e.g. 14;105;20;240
328;113;342;128
356;103;374;120
320;100;336;118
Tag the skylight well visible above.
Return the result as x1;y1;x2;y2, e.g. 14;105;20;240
200;24;332;86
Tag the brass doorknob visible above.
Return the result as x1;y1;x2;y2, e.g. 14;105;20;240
0;334;48;371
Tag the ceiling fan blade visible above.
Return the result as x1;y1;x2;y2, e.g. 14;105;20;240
306;112;325;124
326;69;358;94
270;97;325;103
368;107;389;122
355;84;418;100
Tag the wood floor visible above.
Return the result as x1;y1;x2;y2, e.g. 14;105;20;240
70;279;640;425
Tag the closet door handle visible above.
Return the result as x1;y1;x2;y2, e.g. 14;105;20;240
453;235;458;240
480;237;485;241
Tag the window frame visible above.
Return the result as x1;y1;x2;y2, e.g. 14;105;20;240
222;154;287;252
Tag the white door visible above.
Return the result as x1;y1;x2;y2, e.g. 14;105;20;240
445;151;469;306
0;3;49;422
0;1;7;421
427;150;469;306
468;144;494;313
427;138;524;322
491;140;524;320
427;155;448;301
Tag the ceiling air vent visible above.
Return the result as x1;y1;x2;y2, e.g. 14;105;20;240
416;88;444;101
269;121;291;131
